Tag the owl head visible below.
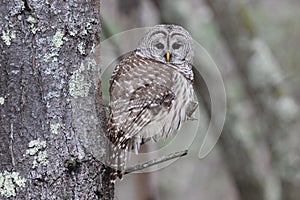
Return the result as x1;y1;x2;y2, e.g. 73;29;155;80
136;24;194;65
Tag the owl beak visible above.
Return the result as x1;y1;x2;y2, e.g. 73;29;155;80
165;52;171;62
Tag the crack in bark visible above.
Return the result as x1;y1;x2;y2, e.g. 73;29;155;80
22;0;32;11
9;124;15;168
19;63;26;131
31;35;36;70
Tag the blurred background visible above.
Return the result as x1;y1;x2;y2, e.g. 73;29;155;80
101;0;300;199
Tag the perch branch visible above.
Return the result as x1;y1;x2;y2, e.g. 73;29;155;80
125;149;188;174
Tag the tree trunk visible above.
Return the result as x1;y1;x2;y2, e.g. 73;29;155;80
0;0;114;199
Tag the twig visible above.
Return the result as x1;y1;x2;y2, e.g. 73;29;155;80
125;149;188;174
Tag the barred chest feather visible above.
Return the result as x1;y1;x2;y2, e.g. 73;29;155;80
130;69;196;153
109;53;197;154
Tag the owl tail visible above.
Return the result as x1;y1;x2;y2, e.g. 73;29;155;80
107;143;127;182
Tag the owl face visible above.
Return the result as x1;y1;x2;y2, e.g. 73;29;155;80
136;24;194;65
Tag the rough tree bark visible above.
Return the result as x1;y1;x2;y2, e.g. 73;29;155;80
0;0;114;199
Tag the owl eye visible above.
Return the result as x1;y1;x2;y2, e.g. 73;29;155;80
155;43;164;49
172;43;182;50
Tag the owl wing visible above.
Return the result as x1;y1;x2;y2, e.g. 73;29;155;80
124;83;175;141
108;52;174;145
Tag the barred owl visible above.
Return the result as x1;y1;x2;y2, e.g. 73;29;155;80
106;24;198;181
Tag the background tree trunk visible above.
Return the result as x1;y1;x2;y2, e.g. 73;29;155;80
0;0;114;199
205;0;300;199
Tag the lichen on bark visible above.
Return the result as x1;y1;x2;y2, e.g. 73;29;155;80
0;0;113;199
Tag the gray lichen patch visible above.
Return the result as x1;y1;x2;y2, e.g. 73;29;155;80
52;30;65;48
77;42;86;55
26;16;40;34
82;22;93;36
0;171;26;198
1;30;16;46
44;52;59;63
32;151;49;168
25;139;49;169
85;57;97;70
0;97;4;105
26;16;37;24
69;29;78;37
50;123;64;135
69;63;91;98
26;139;46;154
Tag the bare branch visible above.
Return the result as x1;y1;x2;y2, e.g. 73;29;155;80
125;149;188;174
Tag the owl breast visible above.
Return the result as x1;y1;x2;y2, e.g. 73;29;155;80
140;71;194;141
109;52;195;153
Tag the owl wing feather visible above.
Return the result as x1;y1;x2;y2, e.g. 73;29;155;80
123;83;175;141
109;52;174;141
